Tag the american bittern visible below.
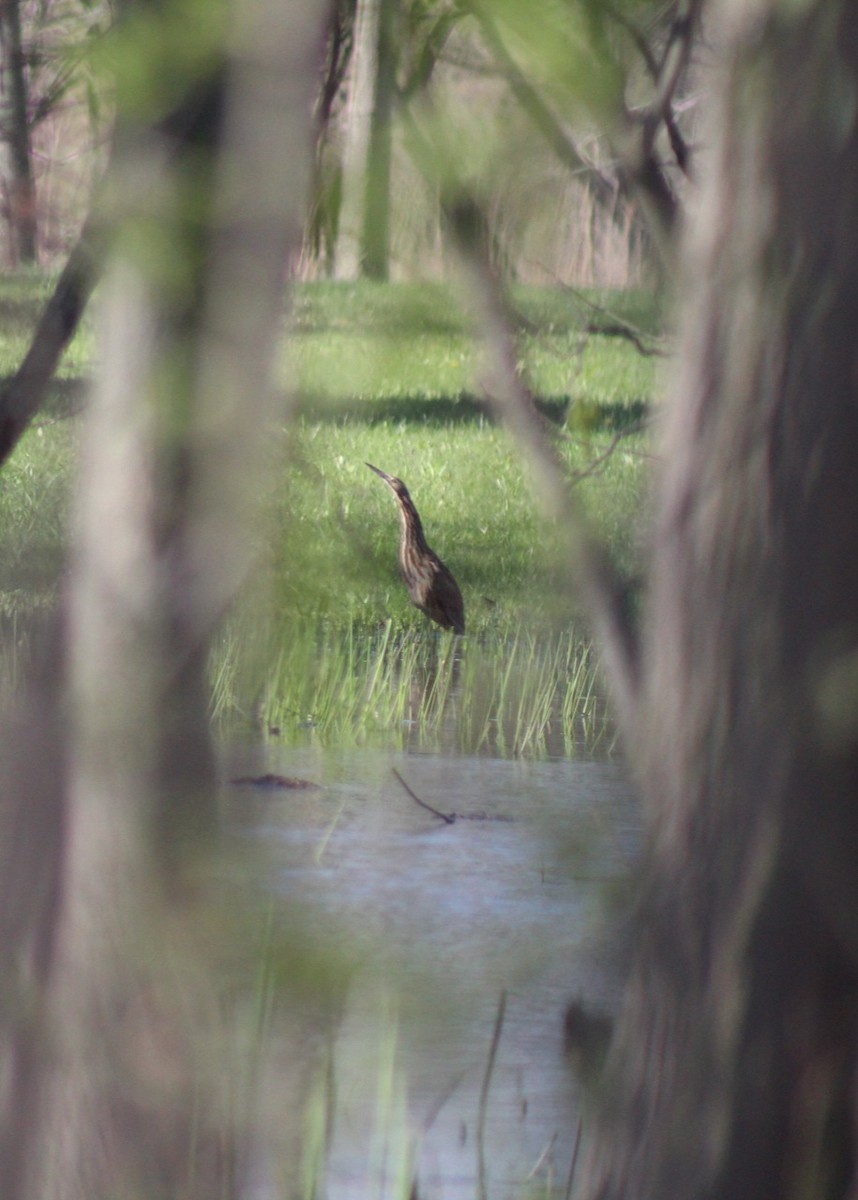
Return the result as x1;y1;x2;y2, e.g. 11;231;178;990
366;463;465;635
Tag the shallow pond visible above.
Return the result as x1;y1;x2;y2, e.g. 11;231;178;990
225;745;640;1200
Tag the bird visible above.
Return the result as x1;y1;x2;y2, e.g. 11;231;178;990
366;463;465;635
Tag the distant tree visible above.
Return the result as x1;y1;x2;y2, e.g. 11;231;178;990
306;0;354;271
333;0;390;278
360;0;394;277
467;0;703;268
326;0;703;284
0;0;106;265
0;0;37;262
330;0;463;279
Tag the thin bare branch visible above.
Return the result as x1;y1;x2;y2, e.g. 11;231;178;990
584;321;666;357
399;7;463;101
315;0;354;131
445;198;641;730
522;265;670;358
469;3;618;208
604;0;696;176
568;422;648;486
470;0;679;258
653;0;705;123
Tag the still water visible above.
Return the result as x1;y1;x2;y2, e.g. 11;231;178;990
226;745;640;1200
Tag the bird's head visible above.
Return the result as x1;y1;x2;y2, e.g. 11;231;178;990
366;462;412;503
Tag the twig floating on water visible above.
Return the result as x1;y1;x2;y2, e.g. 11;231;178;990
391;771;515;823
392;768;456;824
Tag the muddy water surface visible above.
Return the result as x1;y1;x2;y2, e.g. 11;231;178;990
227;746;640;1200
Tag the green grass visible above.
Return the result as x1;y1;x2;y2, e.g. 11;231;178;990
286;279;660;415
0;274;661;757
263;417;648;631
217;280;657;755
0;268;93;385
273;279;657;636
213;616;613;758
0;423;77;572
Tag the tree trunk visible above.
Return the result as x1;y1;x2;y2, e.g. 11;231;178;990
0;0;36;264
361;0;394;280
583;3;858;1197
334;0;395;280
0;2;328;1197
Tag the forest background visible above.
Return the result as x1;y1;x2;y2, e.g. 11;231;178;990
2;4;857;1200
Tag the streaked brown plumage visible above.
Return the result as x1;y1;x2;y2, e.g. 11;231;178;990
367;463;465;635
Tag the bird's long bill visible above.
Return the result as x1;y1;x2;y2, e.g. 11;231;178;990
366;462;395;486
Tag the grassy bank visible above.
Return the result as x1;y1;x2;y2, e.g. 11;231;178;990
0;275;662;756
272;279;658;626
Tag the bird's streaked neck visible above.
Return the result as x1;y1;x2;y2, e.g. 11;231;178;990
397;492;430;551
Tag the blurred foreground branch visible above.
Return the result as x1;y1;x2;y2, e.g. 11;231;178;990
445;197;640;730
0;2;330;1198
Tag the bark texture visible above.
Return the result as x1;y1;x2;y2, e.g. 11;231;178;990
333;0;380;278
0;3;329;1198
583;4;858;1198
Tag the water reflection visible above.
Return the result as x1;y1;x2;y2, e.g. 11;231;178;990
226;745;639;1199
